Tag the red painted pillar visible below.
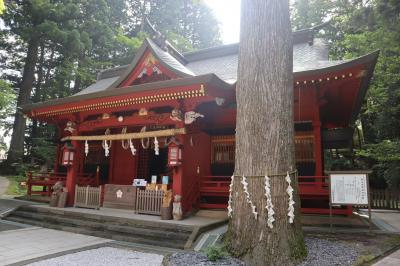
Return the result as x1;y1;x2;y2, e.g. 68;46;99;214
172;165;183;196
313;121;323;176
66;138;81;206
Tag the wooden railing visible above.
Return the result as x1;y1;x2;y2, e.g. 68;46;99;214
200;176;230;196
370;189;400;210
74;185;102;209
298;175;329;196
27;172;99;197
136;189;164;215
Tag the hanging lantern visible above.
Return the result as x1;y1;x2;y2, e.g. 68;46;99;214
61;143;75;166
168;142;182;166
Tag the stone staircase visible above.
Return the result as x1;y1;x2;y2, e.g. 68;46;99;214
4;205;194;249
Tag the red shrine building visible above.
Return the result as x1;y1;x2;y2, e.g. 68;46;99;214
23;26;378;215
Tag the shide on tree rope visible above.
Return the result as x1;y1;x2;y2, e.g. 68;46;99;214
228;170;298;227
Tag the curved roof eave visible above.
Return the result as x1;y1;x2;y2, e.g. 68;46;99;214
22;73;233;113
293;50;380;78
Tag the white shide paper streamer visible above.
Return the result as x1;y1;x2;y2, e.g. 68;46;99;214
286;172;295;223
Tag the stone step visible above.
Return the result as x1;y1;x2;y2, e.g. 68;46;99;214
17;205;192;233
5;216;187;249
10;210;189;241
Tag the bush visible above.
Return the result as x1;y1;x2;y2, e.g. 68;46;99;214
204;245;229;262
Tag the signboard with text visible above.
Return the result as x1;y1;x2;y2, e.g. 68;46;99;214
329;173;369;205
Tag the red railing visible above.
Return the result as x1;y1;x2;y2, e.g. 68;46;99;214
27;172;98;197
200;176;230;196
199;176;230;209
298;175;329;196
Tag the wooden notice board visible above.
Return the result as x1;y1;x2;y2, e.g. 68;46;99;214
330;173;368;205
327;171;372;231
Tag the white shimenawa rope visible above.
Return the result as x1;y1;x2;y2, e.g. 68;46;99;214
129;139;136;156
241;176;258;219
85;140;89;157
154;137;159;155
227;175;234;218
102;128;112;157
264;175;275;228
286;172;295;223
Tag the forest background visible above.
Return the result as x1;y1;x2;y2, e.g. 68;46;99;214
0;0;399;189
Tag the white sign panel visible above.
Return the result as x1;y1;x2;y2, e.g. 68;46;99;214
330;174;369;205
133;179;147;187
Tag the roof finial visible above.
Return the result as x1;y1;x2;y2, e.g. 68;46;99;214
143;17;168;51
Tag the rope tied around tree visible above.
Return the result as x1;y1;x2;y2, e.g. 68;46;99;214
228;170;298;228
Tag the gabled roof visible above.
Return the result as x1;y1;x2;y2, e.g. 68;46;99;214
76;38;195;96
22;24;379;126
74;26;331;96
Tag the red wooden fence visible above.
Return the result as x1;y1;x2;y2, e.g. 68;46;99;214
27;172;99;197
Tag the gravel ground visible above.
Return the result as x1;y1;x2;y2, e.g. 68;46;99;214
27;238;359;266
299;237;359;266
165;252;244;266
27;247;164;266
166;237;359;266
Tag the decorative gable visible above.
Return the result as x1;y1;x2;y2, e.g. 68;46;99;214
119;50;176;87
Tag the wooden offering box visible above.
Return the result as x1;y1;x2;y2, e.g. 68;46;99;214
103;184;137;210
146;183;168;192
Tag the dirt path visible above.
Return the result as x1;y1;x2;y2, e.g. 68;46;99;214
0;176;9;197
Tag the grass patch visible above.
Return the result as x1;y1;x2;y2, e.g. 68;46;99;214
5;175;27;196
354;254;375;266
385;235;400;247
203;245;229;262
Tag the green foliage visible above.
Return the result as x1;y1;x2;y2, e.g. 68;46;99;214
289;233;308;261
358;141;400;162
0;0;4;14
0;80;15;150
5;175;27;196
203;245;229;262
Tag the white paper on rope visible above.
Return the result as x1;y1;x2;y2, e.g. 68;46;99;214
264;175;275;228
227;175;234;218
241;176;258;219
286;172;295;223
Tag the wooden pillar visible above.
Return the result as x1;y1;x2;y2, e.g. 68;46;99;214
313;121;323;176
66;134;81;206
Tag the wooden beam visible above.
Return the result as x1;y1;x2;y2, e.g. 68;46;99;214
61;128;186;142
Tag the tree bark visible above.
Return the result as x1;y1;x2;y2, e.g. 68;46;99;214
228;0;306;265
7;37;40;164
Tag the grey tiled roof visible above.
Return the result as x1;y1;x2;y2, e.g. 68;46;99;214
74;77;120;96
76;37;342;94
147;38;194;77
185;38;340;84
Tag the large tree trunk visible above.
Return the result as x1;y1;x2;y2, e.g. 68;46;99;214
7;37;39;164
228;0;306;265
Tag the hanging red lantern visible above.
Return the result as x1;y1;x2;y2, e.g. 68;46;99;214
61;143;75;166
168;142;182;166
